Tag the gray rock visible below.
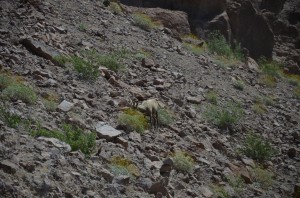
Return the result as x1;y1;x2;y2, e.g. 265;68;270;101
200;186;213;197
37;137;71;153
57;100;74;112
115;175;130;185
0;160;18;174
95;122;122;140
187;96;204;104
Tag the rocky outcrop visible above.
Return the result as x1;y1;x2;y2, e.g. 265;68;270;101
227;0;274;59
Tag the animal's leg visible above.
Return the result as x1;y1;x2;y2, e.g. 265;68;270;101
155;110;158;130
149;112;153;129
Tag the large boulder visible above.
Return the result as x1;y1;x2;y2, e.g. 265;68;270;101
130;7;191;36
227;0;274;59
260;0;286;14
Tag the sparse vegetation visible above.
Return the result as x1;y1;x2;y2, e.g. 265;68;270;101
158;108;174;126
253;103;267;114
109;2;122;15
70;56;99;81
204;101;243;129
250;167;274;189
239;133;276;161
134;50;151;61
172;151;194;173
207;31;243;60
293;87;300;99
227;175;245;195
31;124;96;155
118;108;148;133
233;80;245;91
183;42;206;56
132;13;157;31
109;156;140;178
2;84;37;104
211;185;230;198
53;55;69;66
258;58;283;87
206;90;218;104
0;106;22;128
0;74;13;90
78;23;87;31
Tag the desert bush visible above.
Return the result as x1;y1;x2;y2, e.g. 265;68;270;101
233;80;245;91
227;175;245;195
109;2;122;15
206;90;218;104
78;23;87;31
132;13;156;31
70;56;99;81
204;101;243;129
2;84;37;104
0;74;13;90
134;50;151;61
172;151;194;173
118;108;148;133
252;103;267;114
109;156;140;178
158;108;174;126
183;42;206;56
239;133;276;161
31;124;96;155
53;55;69;66
250;167;274;189
211;185;230;198
0;106;22;128
259;58;283;78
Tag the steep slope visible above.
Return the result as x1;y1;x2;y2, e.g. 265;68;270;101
0;0;299;198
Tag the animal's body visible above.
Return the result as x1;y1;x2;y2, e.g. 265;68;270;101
136;99;161;130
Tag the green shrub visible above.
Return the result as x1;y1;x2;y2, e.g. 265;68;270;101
53;55;69;66
43;99;58;112
132;13;157;31
118;108;148;133
70;56;99;81
211;185;230;198
182;42;206;56
207;32;235;58
250;167;274;189
2;84;37;104
206;90;218;104
172;151;194;173
0;106;22;128
134;50;151;61
227;175;244;195
0;74;13;90
31;124;96;155
204;101;243;129
252;103;267;114
109;156;140;178
109;2;122;15
240;133;276;161
233;80;245;91
259;58;283;78
158;108;174;126
78;23;87;31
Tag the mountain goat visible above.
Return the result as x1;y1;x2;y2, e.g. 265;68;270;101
133;99;162;130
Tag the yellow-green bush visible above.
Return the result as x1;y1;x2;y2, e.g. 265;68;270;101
132;13;157;31
172;151;195;173
109;156;140;178
118;108;148;133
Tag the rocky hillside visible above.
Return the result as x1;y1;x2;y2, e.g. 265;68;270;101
0;0;299;198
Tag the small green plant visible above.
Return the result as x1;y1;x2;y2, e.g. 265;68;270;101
259;58;283;78
182;42;206;56
227;175;244;195
43;99;57;112
239;133;276;161
109;156;140;178
78;23;87;31
70;56;99;81
118;108;148;133
31;124;96;155
172;151;194;173
250;167;274;189
0;106;22;128
0;74;13;90
211;185;230;198
204;101;243;129
109;2;122;15
158;108;174;126
53;55;69;66
2;84;37;104
233;80;245;91
293;87;300;99
134;50;151;61
132;13;157;31
206;90;218;104
253;103;267;114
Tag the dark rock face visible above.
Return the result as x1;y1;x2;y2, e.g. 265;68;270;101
260;0;286;14
227;0;274;59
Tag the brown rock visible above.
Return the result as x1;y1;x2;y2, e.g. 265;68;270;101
0;160;18;174
142;58;155;68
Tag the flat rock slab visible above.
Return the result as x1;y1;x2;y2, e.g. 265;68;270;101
95;122;122;140
57;100;74;112
187;96;204;104
21;38;60;63
0;160;18;174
